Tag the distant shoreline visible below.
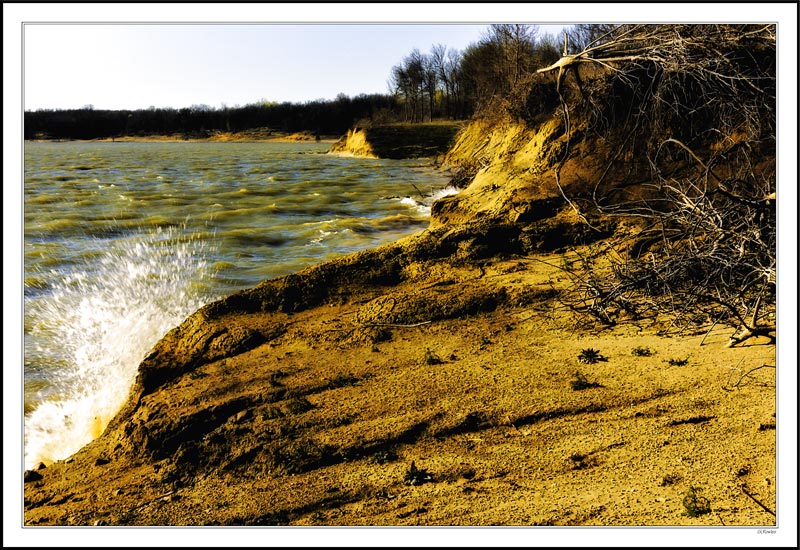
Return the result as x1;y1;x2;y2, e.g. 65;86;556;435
26;130;340;144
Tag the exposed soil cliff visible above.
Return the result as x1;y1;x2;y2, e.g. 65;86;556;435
328;122;463;159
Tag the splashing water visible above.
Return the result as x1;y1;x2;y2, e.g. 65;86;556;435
24;227;214;469
399;185;461;215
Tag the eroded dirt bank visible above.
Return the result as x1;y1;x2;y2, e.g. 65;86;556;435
328;122;463;159
23;213;776;526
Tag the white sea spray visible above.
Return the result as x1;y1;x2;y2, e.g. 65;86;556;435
399;185;461;215
23;227;213;469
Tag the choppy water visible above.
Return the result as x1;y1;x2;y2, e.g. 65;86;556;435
23;140;455;468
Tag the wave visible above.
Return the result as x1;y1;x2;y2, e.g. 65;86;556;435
23;226;214;469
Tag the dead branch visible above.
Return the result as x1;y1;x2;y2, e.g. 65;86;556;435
361;321;432;328
722;363;775;391
546;24;776;343
741;484;776;517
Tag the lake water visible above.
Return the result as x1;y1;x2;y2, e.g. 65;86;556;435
23;140;455;469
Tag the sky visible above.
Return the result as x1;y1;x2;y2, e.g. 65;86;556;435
8;2;798;114
21;22;566;111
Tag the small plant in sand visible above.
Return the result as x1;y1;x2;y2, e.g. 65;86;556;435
423;348;443;366
666;357;690;367
188;369;208;380
570;371;603;391
659;473;681;486
631;346;653;357
371;327;392;343
577;348;606;364
404;461;433;486
372;449;398;464
269;369;288;387
682;486;711;517
569;452;599;470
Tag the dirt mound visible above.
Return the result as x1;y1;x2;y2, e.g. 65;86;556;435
23;231;776;526
329;122;463;159
111;213;613;409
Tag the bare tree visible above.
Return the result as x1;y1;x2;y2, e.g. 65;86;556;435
483;24;539;96
533;32;562;69
390;49;428;122
389;63;411;121
430;43;451;118
446;48;465;118
422;52;438;122
567;24;620;52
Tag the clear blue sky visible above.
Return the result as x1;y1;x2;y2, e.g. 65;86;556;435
23;22;569;111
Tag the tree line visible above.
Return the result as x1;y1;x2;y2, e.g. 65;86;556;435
25;24;570;140
23;93;399;140
388;24;561;121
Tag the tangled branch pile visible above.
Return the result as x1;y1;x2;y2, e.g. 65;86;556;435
539;24;776;345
